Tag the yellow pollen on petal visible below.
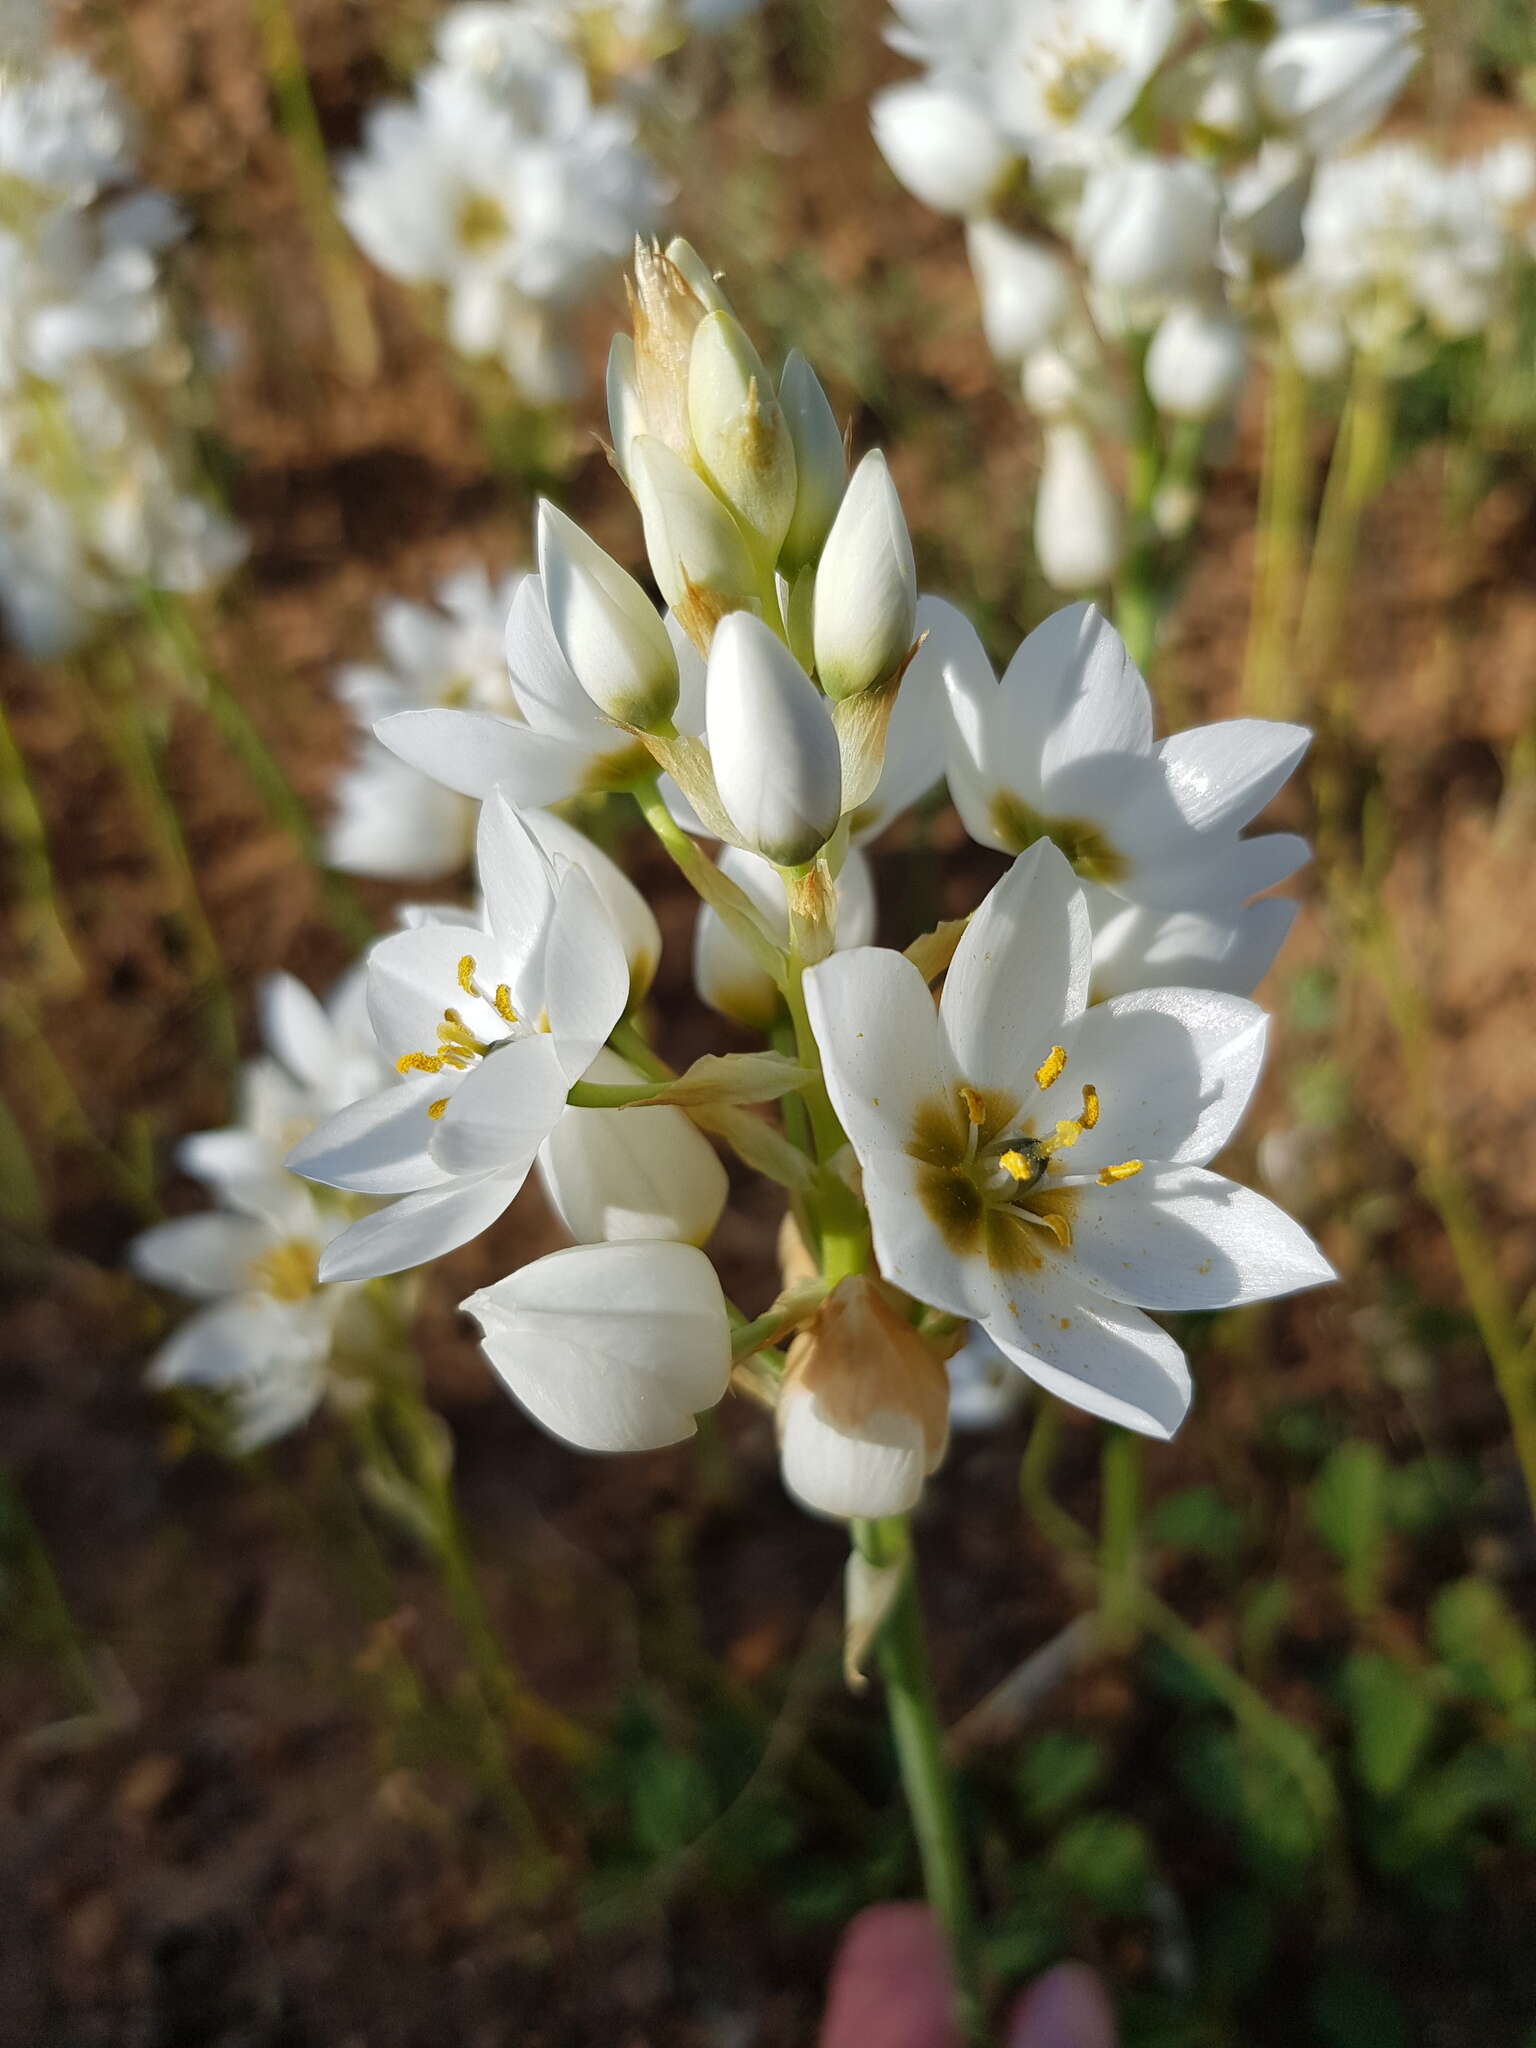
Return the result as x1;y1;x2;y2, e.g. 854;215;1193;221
457;954;478;996
1097;1159;1143;1185
1079;1084;1100;1130
397;1051;444;1075
960;1084;986;1126
998;1148;1034;1182
494;984;517;1024
1034;1045;1068;1090
427;1097;449;1120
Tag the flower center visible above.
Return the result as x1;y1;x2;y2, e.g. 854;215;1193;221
988;791;1127;884
454;190;509;255
249;1237;321;1303
1035;36;1119;123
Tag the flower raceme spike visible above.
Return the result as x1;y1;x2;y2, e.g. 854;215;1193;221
536;500;680;730
288;794;631;1282
464;1240;733;1452
804;843;1334;1440
938;600;1310;919
812;450;918;703
705;610;843;867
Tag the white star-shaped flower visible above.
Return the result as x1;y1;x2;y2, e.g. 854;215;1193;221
805;842;1333;1438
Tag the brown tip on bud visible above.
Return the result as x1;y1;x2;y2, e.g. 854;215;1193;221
629;242;707;464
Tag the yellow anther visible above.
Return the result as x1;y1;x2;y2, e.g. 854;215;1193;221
457;954;478;996
960;1084;986;1126
397;1051;444;1075
494;984;517;1024
998;1149;1033;1182
1036;1210;1073;1251
1097;1159;1143;1185
427;1097;449;1121
1034;1045;1068;1091
1079;1084;1099;1130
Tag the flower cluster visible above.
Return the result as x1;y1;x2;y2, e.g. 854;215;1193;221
0;45;244;654
248;242;1332;1523
1274;135;1536;379
870;0;1422;589
338;0;726;402
131;971;387;1451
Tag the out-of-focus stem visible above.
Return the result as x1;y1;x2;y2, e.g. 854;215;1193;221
1098;1427;1142;1649
1114;334;1164;677
250;0;379;383
1297;354;1395;715
0;690;80;992
1243;348;1309;719
853;1514;987;2046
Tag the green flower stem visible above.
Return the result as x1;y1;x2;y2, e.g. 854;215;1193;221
728;1279;832;1359
609;1014;671;1080
1242;347;1309;718
1098;1427;1142;1650
1113;333;1165;677
0;691;80;992
249;0;379;383
1296;353;1395;714
855;1514;987;2046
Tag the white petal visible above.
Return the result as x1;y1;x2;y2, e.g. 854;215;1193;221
375;709;591;807
285;1076;450;1195
523;810;660;1005
805;946;953;1160
147;1295;318;1392
536;1052;727;1247
985;1289;1192;1439
538;866;631;1082
430;1033;571;1178
317;1171;519;1282
364;921;500;1067
778;1383;933;1519
505;575;615;746
464;1240;731;1452
1089;892;1298;1003
1033;605;1154;777
1156;721;1310;836
476;790;560;969
260;974;336;1091
328;749;470;880
1053;987;1268;1172
1134;830;1310;913
131;1213;271;1300
1059;1164;1335;1311
939;842;1092;1099
852;601;950;839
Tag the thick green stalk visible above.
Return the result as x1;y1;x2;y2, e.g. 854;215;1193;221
855;1515;986;2045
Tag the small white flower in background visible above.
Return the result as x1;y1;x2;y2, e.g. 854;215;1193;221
290;793;632;1281
965;221;1073;366
946;1324;1031;1431
1256;4;1420;157
806;843;1334;1438
328;568;527;881
1076;156;1222;307
870;77;1016;219
1145;301;1248;423
940;600;1310;919
464;1239;733;1452
1033;425;1126;593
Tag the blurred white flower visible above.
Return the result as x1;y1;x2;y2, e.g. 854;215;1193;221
946;1324;1030;1430
1033;425;1125;591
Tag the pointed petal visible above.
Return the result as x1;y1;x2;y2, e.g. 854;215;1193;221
476;790;560;968
131;1213;271;1300
1054;986;1269;1172
940;842;1092;1097
429;1032;571;1179
365;921;498;1065
375;709;591;808
804;946;953;1159
986;1289;1192;1439
1156;720;1310;835
316;1172;518;1282
1059;1164;1336;1310
259;974;336;1091
285;1076;451;1195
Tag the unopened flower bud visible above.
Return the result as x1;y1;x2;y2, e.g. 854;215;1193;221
812;449;917;702
871;78;1015;217
537;1050;728;1248
628;434;759;633
629;237;708;464
1076;157;1221;301
778;350;846;573
664;237;731;315
464;1240;731;1453
776;1276;950;1518
537;500;679;730
1035;426;1124;592
606;332;644;483
1146;302;1247;420
965;220;1072;365
706;610;842;866
687;310;797;560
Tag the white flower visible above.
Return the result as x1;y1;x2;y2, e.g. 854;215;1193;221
0;51;136;202
1257;6;1420;156
376;572;690;810
991;0;1180;158
1076;156;1222;303
965;221;1073;366
946;1324;1031;1430
464;1239;732;1451
538;499;680;729
1145;301;1247;421
1033;426;1125;591
1085;885;1298;1003
288;794;630;1280
133;1177;356;1452
328;568;526;881
812;450;918;702
536;1047;728;1245
693;843;876;1028
805;843;1334;1438
705;610;843;865
870;78;1015;218
940;600;1310;918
